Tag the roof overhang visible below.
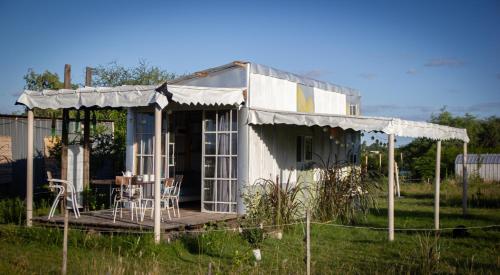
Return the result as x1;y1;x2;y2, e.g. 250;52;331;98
247;108;469;142
160;85;245;107
15;85;245;110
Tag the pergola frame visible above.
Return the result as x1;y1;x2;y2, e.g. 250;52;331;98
18;77;245;244
24;105;164;242
247;107;470;241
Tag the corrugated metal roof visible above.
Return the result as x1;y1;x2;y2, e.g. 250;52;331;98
167;61;360;97
455;154;500;164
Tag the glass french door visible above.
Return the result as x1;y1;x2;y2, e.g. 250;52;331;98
135;112;174;179
202;110;238;213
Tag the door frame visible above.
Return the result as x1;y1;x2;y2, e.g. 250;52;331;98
201;109;238;213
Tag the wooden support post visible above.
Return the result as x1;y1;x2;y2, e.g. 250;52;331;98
394;162;400;197
379;153;382;173
462;142;468;217
154;105;162;243
306;207;311;275
365;155;368;174
26;109;34;227
387;134;395;241
61;64;71;275
83;67;91;210
434;140;441;230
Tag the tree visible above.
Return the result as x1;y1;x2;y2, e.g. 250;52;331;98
22;61;179;174
90;60;177;143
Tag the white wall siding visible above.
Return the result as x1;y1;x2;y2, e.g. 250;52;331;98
247;124;359;186
174;66;247;88
314;87;347;115
249;73;347;115
125;108;135;173
249;73;297;111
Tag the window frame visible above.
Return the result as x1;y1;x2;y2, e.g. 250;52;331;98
297;135;313;163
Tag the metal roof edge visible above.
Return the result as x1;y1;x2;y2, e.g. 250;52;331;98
165;61;359;97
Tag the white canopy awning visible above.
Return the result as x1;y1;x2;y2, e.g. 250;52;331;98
165;85;245;106
247;108;469;142
16;85;167;109
16;85;246;110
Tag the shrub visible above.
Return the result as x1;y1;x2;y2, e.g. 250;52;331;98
0;198;25;225
241;227;264;249
312;158;378;224
243;174;304;228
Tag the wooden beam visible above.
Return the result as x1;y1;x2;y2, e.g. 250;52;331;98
387;134;395;241
195;71;208;78
26;109;34;227
154;105;162;243
379;153;382;173
395;162;400;197
364;154;368;174
462;142;468;217
61;64;71;275
83;67;91;209
434;140;441;230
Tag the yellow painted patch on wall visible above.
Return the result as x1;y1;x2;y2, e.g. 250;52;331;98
296;84;314;113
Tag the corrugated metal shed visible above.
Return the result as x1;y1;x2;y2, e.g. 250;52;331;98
455;154;500;182
0;114;113;197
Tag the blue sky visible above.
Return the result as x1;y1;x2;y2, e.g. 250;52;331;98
1;0;499;121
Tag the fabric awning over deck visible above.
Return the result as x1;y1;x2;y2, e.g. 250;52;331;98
15;85;245;110
16;85;167;109
247;108;469;142
163;85;245;106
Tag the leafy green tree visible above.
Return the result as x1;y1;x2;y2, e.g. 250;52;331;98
22;61;178;174
90;60;177;144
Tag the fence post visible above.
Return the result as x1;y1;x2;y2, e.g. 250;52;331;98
26;109;34;227
306;207;311;275
434;140;441;230
462;142;468;217
387;134;395;241
61;64;71;275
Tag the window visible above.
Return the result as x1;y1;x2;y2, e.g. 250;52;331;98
349;104;358;116
296;136;313;162
135;112;173;178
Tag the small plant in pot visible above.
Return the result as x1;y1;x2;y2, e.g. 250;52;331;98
241;226;264;261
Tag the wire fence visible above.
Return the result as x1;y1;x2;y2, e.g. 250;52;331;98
2;214;499;274
11;219;500;235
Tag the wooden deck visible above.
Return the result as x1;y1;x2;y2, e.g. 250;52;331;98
32;205;239;233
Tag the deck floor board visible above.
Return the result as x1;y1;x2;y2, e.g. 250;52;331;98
32;208;238;232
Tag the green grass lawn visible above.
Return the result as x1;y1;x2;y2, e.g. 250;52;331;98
1;181;499;274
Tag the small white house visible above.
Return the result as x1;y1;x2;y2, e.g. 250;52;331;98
124;61;363;214
17;60;470;241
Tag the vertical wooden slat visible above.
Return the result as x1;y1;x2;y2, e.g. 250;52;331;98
462;143;468;216
154;105;162;243
61;64;71;275
26;109;34;227
434;140;441;230
83;67;91;208
387;134;395;241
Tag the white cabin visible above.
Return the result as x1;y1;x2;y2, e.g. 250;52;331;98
124;61;362;214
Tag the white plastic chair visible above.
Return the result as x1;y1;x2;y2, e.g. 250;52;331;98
48;178;81;219
141;178;174;222
112;177;142;223
164;175;183;218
